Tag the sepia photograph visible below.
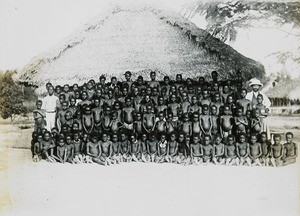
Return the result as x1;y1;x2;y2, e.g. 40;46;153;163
0;0;299;215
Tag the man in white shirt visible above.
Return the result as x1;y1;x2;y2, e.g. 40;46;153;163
246;78;271;109
42;85;59;131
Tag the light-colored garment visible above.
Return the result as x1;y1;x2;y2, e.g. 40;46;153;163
42;95;59;131
245;91;271;109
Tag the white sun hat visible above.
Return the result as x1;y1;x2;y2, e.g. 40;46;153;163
249;78;263;87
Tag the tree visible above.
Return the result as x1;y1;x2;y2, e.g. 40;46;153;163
0;70;27;122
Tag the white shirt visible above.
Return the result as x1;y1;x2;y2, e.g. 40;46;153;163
245;91;271;108
42;95;59;112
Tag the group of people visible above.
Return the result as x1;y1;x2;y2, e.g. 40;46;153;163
31;71;297;166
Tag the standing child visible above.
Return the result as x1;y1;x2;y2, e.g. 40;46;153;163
200;105;212;137
234;106;248;135
283;132;298;166
188;95;201;115
210;105;219;138
122;97;135;131
237;89;251;115
220;105;233;140
92;98;102;133
250;109;262;135
191;112;201;137
155;111;167;135
33;100;46;132
179;113;192;136
133;112;143;135
82;104;94;134
143;104;156;133
109;111;124;133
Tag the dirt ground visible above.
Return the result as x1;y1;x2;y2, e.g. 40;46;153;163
0;115;299;216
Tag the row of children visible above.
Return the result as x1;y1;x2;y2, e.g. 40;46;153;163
32;129;297;166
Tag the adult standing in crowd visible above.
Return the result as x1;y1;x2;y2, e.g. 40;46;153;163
42;85;59;131
246;78;271;109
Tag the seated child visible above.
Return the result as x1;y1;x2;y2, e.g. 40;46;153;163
72;132;84;164
190;135;202;165
32;133;43;162
111;133;121;164
53;135;67;163
224;135;237;166
201;135;214;164
248;134;262;166
156;133;168;163
147;133;158;162
139;133;149;162
65;134;75;164
236;133;251;166
86;134;102;164
120;131;130;162
212;134;225;165
129;133;141;162
270;134;284;167
33;100;46;132
260;132;271;166
166;132;178;163
41;131;55;162
99;133;113;166
176;133;187;164
283;132;298;166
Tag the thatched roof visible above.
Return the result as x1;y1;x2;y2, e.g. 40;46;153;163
16;6;264;93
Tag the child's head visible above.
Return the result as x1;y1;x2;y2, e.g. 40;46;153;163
227;135;235;145
102;133;109;142
163;75;170;84
202;89;209;98
114;101;121;110
61;101;68;110
223;105;230;115
72;84;79;92
111;111;118;120
181;91;188;101
170;132;176;141
158;96;164;105
81;91;88;100
239;133;246;143
82;133;89;141
241;88;247;98
65;134;72;145
226;95;233;104
178;133;185;143
58;136;65;147
59;94;66;104
185;135;190;143
149;133;156;141
250;134;258;144
273;134;281;145
152;87;158;96
257;94;263;104
202;104;209;115
170;94;177;103
54;85;61;94
72;122;79;132
236;107;243;117
36;100;42;109
246;110;252;119
215;134;222;144
111;133;118;143
192;112;199;122
122;87;128;96
150;71;156;81
65;110;72;120
158;111;164;120
94;98;100;107
160;133;166;142
84;104;91;114
183;113;189;122
43;131;51;141
191;95;198;105
130;133;137;142
135;112;142;120
285;132;293;143
203;135;211;145
146;104;152;113
253;108;260;118
192;135;200;144
211;105;217;115
141;133;147;141
260;132;267;143
125;97;131;107
91;134;98;143
69;97;76;107
37;133;43;142
63;84;70;92
214;92;221;102
223;84;229;93
73;132;80;141
120;131;127;141
213;82;219;91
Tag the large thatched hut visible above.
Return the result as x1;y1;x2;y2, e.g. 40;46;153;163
16;6;264;93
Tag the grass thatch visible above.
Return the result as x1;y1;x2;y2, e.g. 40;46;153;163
16;6;264;94
266;78;300;99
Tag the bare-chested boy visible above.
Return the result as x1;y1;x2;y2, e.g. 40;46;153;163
41;131;55;162
166;132;178;163
65;134;75;164
260;132;271;166
99;133;113;165
82;104;94;134
236;133;251;166
155;96;167;115
155;111;167;134
237;88;251;115
129;133;141;162
248;134;262;166
270;134;284;167
180;91;191;114
188;95;201;115
33;133;43;162
122;97;135;131
33;100;46;131
283;132;298;166
86;134;102;164
110;133;121;164
234;106;248;135
191;112;201;137
147;133;158;162
176;133;187;164
143;104;156;133
92;98;102;133
72;132;84;163
210;92;223;115
139;133;148;162
190;135;202;165
56;101;68;130
212;134;225;165
168;94;180;121
220;105;233;140
120;131;130;162
224;135;237;166
201;135;214;164
109;111;124;133
200;105;212;137
200;89;211;106
156;133;168;163
54;136;67;163
179;113;192;136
